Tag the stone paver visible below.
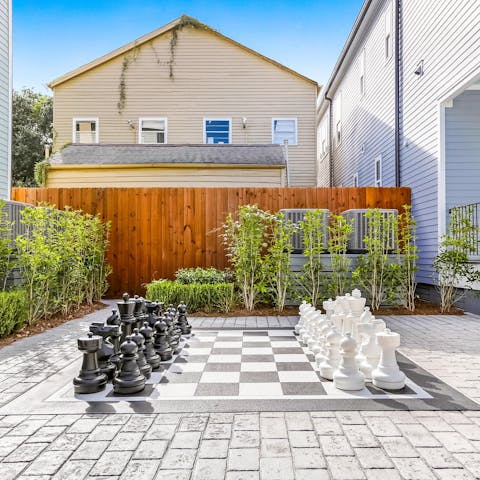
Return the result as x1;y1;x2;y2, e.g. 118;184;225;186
0;309;480;479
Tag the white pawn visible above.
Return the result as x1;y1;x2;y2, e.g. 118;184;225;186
319;329;342;379
333;334;365;391
357;321;382;381
360;306;372;323
372;329;406;390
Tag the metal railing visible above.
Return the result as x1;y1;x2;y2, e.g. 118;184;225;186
449;202;480;258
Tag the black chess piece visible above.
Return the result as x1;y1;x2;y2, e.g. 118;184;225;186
108;325;122;371
113;336;146;395
133;295;148;330
73;332;107;394
156;302;165;317
163;313;180;353
153;317;173;361
140;322;161;370
106;309;120;326
89;322;119;380
118;293;136;341
177;302;192;335
145;302;159;328
131;328;152;379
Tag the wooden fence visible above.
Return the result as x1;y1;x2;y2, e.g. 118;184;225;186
12;187;411;296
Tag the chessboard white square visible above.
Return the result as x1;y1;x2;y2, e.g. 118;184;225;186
274;354;309;363
243;336;270;343
182;348;212;355
217;331;243;337
242;347;273;355
155;383;198;397
269;330;295;336
214;341;243;348
209;354;242;363
168;363;205;373
240;362;277;372
239;383;283;396
192;336;216;343
271;341;299;348
278;371;320;383
200;372;240;383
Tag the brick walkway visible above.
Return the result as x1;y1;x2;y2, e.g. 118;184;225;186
0;306;480;479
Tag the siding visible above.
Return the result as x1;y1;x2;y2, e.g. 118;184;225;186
47;165;286;188
445;90;480;213
52;26;317;186
0;0;10;200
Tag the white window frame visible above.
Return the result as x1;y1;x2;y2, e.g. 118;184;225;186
72;117;99;144
203;118;232;144
359;48;365;96
138;117;168;144
385;3;393;60
353;173;359;187
272;117;298;146
375;155;382;186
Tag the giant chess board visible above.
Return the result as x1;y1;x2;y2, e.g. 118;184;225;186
2;328;477;414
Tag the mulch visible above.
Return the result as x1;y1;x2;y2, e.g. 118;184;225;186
0;301;107;349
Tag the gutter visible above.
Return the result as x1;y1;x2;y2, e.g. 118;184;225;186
394;0;401;186
325;95;334;187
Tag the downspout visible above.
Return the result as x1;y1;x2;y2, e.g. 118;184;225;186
394;0;401;186
325;95;334;187
283;140;290;186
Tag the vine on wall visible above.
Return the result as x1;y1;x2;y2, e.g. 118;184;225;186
117;45;139;114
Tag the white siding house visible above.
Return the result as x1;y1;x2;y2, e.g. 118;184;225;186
0;0;11;199
317;0;480;286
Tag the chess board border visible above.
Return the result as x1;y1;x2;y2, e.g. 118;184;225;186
0;328;478;415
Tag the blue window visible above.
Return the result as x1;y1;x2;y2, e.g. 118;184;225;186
205;119;231;144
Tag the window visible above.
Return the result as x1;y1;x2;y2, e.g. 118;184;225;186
272;118;297;146
385;3;393;59
375;155;382;186
336;121;342;145
204;119;231;144
353;173;359;187
359;49;365;95
139;118;167;144
335;91;342;146
73;118;98;143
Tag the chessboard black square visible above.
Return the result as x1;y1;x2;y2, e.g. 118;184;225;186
242;342;271;348
239;372;280;383
217;337;242;342
212;348;243;355
272;347;305;354
241;354;275;362
281;382;327;396
204;363;241;372
195;383;239;396
270;336;297;341
243;331;269;336
174;355;210;363
160;372;203;384
365;383;416;395
276;362;314;371
186;342;215;348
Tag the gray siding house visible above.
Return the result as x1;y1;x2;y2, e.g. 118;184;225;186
317;0;480;287
0;0;11;199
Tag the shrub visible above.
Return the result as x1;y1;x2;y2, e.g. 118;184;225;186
328;214;353;298
0;289;28;336
0;199;15;289
175;267;228;284
145;280;236;313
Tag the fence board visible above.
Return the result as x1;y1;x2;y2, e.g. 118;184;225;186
11;187;411;296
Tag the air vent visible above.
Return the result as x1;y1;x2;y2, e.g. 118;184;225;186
279;209;330;253
341;209;398;253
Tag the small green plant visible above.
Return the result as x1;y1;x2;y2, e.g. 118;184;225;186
327;214;353;298
34;160;50;187
222;205;274;310
265;212;295;311
352;209;399;310
175;267;227;285
0;200;15;289
433;206;480;312
145;280;235;313
0;290;28;336
296;210;327;307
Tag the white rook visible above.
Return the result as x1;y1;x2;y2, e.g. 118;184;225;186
372;329;406;390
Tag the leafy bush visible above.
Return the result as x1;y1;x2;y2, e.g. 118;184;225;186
146;280;236;313
0;200;15;289
175;267;228;285
328;214;353;298
16;204;112;323
0;290;28;336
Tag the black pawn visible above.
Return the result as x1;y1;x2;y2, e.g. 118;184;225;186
131;328;152;379
113;336;146;395
164;313;181;352
73;332;107;394
177;302;192;335
108;326;122;371
140;322;161;370
106;309;120;326
145;302;159;328
153;318;173;361
89;323;118;380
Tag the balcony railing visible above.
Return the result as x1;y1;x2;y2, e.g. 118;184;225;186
449;202;480;259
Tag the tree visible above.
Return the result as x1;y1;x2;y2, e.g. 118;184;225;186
12;88;53;186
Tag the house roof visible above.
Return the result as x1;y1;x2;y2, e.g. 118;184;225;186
48;15;319;90
49;144;287;167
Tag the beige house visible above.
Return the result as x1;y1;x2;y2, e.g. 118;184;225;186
48;15;319;187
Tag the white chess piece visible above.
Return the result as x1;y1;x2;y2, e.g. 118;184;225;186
319;329;342;379
372;329;406;390
359;306;372;323
357;321;382;381
333;334;365;391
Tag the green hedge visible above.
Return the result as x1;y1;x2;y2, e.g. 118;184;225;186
146;280;236;313
0;290;28;336
175;267;228;285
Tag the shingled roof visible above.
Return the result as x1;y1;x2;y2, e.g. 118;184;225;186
50;144;287;167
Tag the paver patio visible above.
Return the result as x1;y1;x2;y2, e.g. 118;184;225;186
0;304;480;479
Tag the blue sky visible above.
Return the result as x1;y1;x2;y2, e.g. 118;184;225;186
13;0;363;93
